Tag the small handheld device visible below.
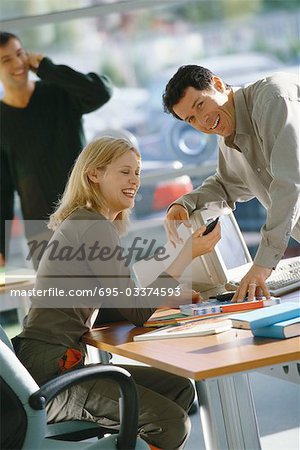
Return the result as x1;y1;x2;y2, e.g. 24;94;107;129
211;291;236;302
203;217;219;236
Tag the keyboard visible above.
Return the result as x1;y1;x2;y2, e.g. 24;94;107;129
227;256;300;296
266;257;300;296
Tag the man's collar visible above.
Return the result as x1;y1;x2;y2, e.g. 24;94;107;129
233;87;254;136
224;87;254;149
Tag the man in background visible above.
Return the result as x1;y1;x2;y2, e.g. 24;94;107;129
0;31;113;266
163;65;299;302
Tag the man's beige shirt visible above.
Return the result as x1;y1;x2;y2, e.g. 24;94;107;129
174;72;300;268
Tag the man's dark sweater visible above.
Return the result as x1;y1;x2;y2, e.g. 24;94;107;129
0;57;113;256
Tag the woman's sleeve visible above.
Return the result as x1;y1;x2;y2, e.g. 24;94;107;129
85;221;179;327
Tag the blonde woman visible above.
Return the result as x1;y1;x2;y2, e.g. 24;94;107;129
14;137;220;450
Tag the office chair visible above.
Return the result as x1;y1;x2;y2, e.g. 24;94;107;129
0;334;148;449
0;325;112;441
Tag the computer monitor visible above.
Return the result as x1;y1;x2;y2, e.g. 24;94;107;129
132;206;253;293
188;208;253;290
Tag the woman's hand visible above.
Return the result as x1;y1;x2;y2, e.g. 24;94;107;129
165;223;221;281
190;222;221;259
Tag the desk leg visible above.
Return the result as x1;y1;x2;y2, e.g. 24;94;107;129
195;373;261;450
86;345;111;365
98;350;111;364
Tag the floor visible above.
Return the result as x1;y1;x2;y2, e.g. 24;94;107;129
110;352;300;450
185;371;300;450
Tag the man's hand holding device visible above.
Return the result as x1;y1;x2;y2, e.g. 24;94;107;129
165;206;219;243
164;204;191;246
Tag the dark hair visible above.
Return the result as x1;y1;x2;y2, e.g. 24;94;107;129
162;65;222;120
0;32;20;47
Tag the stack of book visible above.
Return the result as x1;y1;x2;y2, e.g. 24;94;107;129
144;297;281;328
228;302;300;339
144;309;191;328
180;297;281;317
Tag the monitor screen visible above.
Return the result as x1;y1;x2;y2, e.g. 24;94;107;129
216;214;250;270
190;209;252;289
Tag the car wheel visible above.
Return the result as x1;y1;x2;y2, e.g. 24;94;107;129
165;121;218;164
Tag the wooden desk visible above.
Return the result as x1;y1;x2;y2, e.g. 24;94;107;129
83;292;300;450
0;269;35;322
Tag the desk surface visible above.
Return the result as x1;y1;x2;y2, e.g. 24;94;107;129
85;292;300;450
0;268;35;293
83;292;300;380
0;275;35;312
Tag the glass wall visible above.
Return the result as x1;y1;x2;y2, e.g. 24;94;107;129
1;0;299;267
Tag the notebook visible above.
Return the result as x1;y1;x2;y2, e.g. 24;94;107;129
228;302;300;330
252;317;300;339
134;319;232;341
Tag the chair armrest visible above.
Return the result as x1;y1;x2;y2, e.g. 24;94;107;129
29;365;138;449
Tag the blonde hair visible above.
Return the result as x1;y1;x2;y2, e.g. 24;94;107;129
49;137;141;233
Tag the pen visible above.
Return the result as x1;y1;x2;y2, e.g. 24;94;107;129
177;313;232;326
166;322;201;333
